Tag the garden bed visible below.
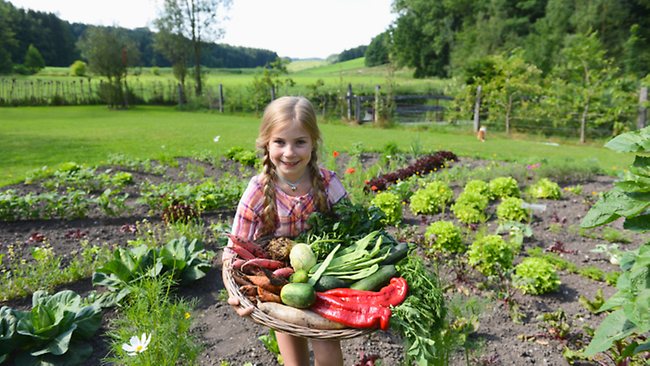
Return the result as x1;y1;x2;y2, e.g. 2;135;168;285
0;154;647;365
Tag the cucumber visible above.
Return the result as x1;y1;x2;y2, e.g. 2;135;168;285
280;283;316;309
314;275;352;292
349;265;398;291
382;242;410;265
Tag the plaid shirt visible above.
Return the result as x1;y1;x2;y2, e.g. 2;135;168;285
230;168;347;242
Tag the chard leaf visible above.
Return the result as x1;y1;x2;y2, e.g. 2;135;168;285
624;214;650;232
581;188;650;228
604;127;650;153
584;309;638;356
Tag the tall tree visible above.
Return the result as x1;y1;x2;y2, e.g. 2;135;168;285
23;44;45;73
153;25;191;102
77;26;140;108
156;0;232;96
0;1;16;73
365;31;391;67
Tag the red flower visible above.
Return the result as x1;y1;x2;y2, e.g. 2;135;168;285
333;151;340;158
346;167;356;174
371;185;378;191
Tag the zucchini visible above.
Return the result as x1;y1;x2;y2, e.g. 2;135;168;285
349;264;398;291
382;242;410;265
314;275;352;292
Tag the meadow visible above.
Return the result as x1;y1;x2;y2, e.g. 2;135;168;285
0;105;631;187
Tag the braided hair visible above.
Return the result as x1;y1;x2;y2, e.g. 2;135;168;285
256;96;330;236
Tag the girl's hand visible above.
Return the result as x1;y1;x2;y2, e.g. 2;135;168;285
228;296;254;317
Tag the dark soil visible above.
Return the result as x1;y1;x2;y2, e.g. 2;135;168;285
1;155;648;366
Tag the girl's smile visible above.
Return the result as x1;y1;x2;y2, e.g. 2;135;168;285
268;121;313;183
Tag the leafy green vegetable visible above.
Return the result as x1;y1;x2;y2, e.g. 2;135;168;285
512;257;561;295
467;235;516;277
424;221;464;254
370;191;403;225
409;181;453;215
527;178;562;199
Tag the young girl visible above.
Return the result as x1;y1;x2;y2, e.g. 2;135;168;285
224;96;347;366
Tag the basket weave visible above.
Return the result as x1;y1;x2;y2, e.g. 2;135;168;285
222;259;372;340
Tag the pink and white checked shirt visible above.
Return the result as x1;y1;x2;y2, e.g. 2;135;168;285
230;168;347;242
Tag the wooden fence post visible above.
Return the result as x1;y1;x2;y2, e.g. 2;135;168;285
638;86;648;129
355;96;361;123
374;85;381;124
473;85;482;133
219;83;224;113
270;85;276;101
347;83;352;120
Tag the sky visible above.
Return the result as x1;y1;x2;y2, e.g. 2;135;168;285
7;0;397;59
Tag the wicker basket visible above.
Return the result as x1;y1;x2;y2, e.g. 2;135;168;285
222;259;372;339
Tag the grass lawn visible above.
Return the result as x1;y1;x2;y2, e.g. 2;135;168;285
0;105;632;187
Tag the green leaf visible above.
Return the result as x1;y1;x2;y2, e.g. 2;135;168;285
630;155;650;178
72;305;102;339
31;323;76;356
604;127;650;153
584;309;638;356
624;214;650;232
581;188;649;228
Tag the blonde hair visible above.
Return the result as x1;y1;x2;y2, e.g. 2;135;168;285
256;96;329;236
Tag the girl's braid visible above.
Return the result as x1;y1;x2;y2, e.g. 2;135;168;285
308;150;329;213
260;149;279;236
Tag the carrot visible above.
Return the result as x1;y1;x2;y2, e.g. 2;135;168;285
241;258;285;273
256;302;347;330
257;287;282;303
273;267;295;278
232;271;252;287
227;234;268;258
231;246;256;260
239;285;258;297
246;275;283;294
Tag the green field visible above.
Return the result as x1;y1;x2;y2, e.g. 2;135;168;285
0;105;631;187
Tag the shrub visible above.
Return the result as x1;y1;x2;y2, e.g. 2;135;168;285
513;257;561;295
467;234;515;277
424;220;464;254
70;60;87;76
370;191;403;225
496;197;530;222
528;178;562;199
409;181;453;215
151;66;160;75
489;176;520;199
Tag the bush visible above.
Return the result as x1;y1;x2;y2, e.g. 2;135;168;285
467;234;515;277
513;257;560;295
70;60;87;76
424;220;464;254
496;197;530;222
151;66;160;76
488;176;520;199
409;181;453;215
370;191;403;225
527;178;562;199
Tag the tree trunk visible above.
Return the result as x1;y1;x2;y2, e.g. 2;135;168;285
194;42;202;96
505;94;513;136
580;98;590;144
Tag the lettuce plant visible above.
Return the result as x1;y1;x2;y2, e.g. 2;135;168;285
370;191;403;225
409;181;453;215
0;290;102;365
467;235;515;277
451;190;489;224
512;257;561;295
496;197;530;223
424;220;464;254
528;178;562;199
463;180;489;196
488;176;520;199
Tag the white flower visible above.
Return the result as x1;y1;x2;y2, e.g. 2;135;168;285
122;333;151;356
213;135;220;143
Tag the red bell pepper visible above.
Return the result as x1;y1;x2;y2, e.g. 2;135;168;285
311;292;392;330
322;277;408;307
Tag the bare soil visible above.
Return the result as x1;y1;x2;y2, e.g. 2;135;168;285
1;155;648;366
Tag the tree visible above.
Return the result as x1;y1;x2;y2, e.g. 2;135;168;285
365;31;390;67
23;44;45;73
156;0;232;96
153;24;191;103
76;26;140;108
0;1;16;74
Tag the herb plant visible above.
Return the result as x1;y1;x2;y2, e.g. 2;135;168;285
467;235;515;277
496;197;530;223
370;191;403;225
409;181;453;215
512;257;561;295
527;178;562;199
424;220;464;254
488;176;520;199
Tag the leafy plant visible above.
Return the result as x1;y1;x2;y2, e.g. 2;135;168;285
0;290;102;365
527;178;562;199
488;176;520;199
424;220;464;254
463;180;489;196
370;191;403;225
409;181;453;215
259;329;283;365
579;127;650;361
467;235;515;277
365;151;458;192
450;202;486;224
512;257;561;295
496;197;530;223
